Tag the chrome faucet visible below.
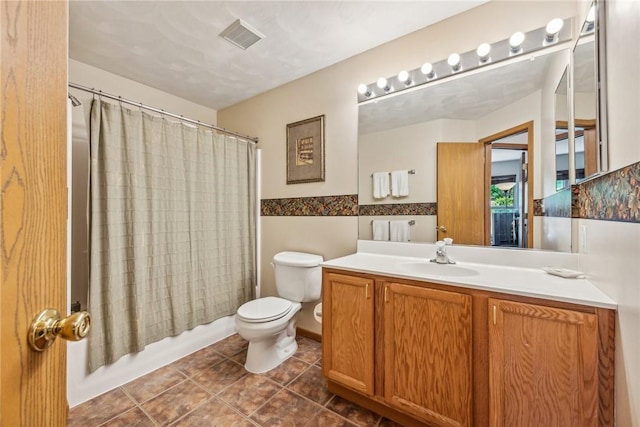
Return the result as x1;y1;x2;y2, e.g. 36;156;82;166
430;239;456;264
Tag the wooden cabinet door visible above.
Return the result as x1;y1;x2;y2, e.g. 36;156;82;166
322;272;375;395
488;299;598;427
383;282;473;427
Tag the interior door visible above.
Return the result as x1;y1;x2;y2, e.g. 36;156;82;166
1;2;69;425
437;142;485;245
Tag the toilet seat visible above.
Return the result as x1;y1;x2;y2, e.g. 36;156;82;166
237;297;293;323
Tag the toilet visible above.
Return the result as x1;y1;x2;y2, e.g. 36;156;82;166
235;251;323;373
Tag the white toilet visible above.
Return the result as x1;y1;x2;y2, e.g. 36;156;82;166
235;251;323;373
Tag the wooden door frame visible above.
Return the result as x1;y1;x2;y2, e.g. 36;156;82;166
479;121;534;248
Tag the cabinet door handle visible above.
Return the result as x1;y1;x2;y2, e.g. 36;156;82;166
384;286;389;303
492;304;497;325
365;283;370;299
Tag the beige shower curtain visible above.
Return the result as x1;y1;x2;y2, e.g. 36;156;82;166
88;100;256;371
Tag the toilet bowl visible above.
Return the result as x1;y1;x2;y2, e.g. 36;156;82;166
235;251;323;374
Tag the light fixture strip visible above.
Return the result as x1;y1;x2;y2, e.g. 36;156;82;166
357;18;573;103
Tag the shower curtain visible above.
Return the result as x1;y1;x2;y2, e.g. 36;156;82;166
88;100;256;371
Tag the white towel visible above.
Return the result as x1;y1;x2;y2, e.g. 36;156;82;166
372;172;390;199
391;170;409;197
372;220;390;241
390;221;410;242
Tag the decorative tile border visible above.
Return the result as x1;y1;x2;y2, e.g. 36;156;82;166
534;188;572;218
573;161;640;222
261;194;358;216
358;202;437;216
262;161;640;223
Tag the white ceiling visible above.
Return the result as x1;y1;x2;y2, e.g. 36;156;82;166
69;1;486;111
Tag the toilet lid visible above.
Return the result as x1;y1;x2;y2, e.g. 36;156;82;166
237;297;293;323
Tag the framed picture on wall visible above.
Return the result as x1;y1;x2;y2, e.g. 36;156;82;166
286;115;325;184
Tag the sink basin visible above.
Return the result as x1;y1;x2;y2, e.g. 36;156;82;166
397;262;479;277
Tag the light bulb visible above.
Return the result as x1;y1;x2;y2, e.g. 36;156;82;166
447;53;461;71
398;70;410;84
545;18;564;42
477;43;491;62
357;84;368;95
376;77;389;91
421;62;435;78
509;32;525;53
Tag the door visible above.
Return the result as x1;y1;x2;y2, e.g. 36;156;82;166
1;2;69;426
383;282;473;427
481;122;534;248
322;272;375;395
488;299;598;427
437;142;485;245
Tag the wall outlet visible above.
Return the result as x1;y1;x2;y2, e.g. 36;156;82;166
580;225;588;253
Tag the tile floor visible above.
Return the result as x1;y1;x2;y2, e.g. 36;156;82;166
68;334;401;426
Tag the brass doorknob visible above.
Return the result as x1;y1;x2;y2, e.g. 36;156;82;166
436;225;447;232
28;309;91;352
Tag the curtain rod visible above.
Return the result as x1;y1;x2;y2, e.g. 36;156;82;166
68;82;259;143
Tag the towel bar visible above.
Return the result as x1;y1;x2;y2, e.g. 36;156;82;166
371;169;415;177
370;220;415;225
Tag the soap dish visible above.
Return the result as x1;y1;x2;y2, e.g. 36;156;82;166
542;267;586;279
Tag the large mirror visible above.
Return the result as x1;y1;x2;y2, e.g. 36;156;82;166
358;48;570;249
357;3;607;252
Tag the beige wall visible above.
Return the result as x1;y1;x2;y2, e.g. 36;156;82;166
579;1;640;425
604;0;640;171
69;59;218;123
219;0;639;420
68;59;218;309
219;0;578;336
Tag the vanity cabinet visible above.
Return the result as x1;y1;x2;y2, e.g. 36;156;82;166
383;282;473;427
322;272;375;396
322;268;615;427
488;299;600;427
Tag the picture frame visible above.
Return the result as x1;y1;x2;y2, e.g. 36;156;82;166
286;115;325;184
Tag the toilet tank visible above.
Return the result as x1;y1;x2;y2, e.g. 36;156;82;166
272;251;323;302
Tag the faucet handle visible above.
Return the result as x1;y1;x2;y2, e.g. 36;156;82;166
443;237;453;245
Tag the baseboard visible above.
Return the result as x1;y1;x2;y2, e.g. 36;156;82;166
297;327;321;342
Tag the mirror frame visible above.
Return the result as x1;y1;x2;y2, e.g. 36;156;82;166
571;0;608;183
594;0;608;174
554;67;571;190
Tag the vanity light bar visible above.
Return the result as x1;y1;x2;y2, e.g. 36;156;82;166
357;18;573;103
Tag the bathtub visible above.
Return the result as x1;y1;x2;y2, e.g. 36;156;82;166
66;97;261;408
67;315;237;407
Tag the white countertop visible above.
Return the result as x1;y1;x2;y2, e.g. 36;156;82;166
322;242;617;310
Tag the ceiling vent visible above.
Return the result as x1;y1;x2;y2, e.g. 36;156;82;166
220;19;265;50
